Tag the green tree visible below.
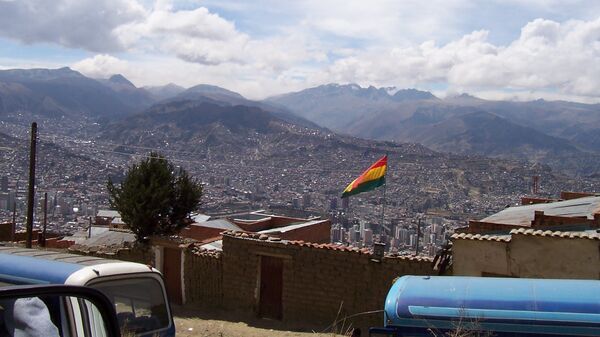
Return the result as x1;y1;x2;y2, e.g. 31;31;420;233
107;152;202;242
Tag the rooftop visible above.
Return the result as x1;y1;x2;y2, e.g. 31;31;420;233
480;196;600;226
258;219;327;234
96;210;120;218
451;228;600;242
191;219;242;231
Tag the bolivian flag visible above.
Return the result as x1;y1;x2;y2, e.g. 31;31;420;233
341;155;387;198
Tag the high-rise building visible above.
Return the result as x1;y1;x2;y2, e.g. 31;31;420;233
0;193;7;210
0;192;16;211
1;176;8;192
409;234;416;248
329;197;338;210
342;197;350;210
302;193;311;209
364;228;373;246
331;226;341;242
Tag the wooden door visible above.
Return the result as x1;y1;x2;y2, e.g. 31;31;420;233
163;247;182;304
259;256;283;319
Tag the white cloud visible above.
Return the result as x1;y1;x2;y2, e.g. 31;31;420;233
0;0;146;52
314;17;600;101
7;0;600;102
114;6;249;65
72;54;132;79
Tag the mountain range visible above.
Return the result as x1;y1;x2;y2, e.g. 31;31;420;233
267;84;600;169
1;67;599;176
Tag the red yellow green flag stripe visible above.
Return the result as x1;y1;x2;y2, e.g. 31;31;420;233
341;155;387;198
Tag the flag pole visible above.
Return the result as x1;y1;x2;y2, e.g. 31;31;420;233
380;153;388;236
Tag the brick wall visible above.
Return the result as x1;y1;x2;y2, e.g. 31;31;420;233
466;220;518;233
192;232;435;331
45;237;75;249
233;218;272;232
0;222;12;241
560;191;596;200
184;250;222;306
277;220;331;243
530;211;599;228
179;225;223;241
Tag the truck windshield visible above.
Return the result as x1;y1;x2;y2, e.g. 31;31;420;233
88;276;170;334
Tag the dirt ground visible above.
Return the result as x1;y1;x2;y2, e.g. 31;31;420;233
172;305;348;337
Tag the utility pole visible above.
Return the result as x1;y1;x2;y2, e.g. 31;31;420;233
11;201;16;242
26;122;37;248
41;192;47;247
415;217;421;256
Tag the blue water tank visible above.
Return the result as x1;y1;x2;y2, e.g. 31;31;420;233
382;276;600;336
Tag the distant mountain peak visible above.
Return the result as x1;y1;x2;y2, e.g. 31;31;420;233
0;67;84;81
164;83;185;90
186;84;245;99
384;86;399;95
392;88;437;101
108;74;135;87
455;93;478;99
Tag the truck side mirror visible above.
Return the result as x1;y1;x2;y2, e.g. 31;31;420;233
0;284;121;337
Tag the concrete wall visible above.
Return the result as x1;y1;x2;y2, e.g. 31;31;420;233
453;233;600;279
452;239;509;276
509;234;600;279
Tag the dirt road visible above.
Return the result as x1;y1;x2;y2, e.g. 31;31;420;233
172;305;348;337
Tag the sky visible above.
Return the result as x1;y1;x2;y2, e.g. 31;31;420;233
1;0;600;102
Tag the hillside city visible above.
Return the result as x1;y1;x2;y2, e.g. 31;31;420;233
2;116;598;257
6;2;600;336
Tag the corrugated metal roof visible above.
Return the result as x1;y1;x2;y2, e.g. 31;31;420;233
96;210;120;218
191;219;241;231
480;196;600;226
192;213;211;222
76;230;136;247
0;246;122;265
258;219;326;234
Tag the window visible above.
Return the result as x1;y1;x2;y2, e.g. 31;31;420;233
88;277;169;335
